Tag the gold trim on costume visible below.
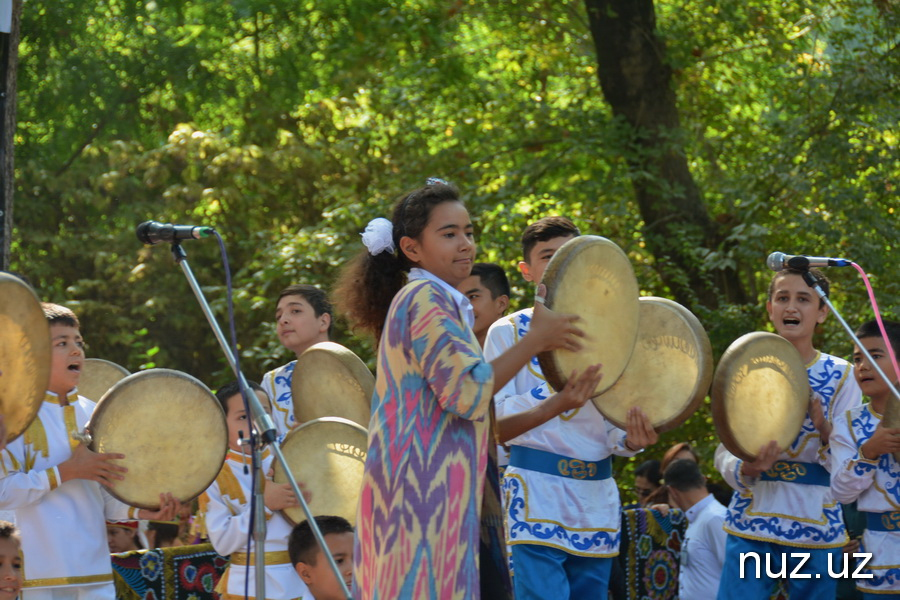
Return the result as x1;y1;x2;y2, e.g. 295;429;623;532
216;463;247;505
723;528;847;549
63;404;79;452
23;573;114;588
504;473;618;533
229;550;292;565
46;467;58;490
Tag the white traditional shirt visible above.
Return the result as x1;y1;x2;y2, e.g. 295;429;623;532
485;308;638;557
679;494;728;600
831;403;900;593
262;361;298;438
0;391;136;595
199;448;308;600
715;351;862;548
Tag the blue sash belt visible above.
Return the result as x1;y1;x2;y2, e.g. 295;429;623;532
509;446;611;481
864;511;900;532
759;460;830;486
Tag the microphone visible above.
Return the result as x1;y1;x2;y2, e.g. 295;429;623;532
766;251;852;271
136;221;215;245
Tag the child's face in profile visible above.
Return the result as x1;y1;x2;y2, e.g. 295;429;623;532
0;537;22;600
225;391;272;453
853;336;897;403
297;531;354;600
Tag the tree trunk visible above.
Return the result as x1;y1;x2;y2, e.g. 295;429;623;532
0;0;23;272
583;0;748;309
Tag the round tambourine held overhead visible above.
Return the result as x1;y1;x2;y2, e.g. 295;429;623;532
79;358;130;403
536;235;641;398
87;368;228;510
592;297;714;433
711;332;809;462
272;416;368;526
291;341;375;429
0;273;51;443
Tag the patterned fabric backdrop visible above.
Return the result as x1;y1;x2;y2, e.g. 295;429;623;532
619;507;686;600
112;544;228;600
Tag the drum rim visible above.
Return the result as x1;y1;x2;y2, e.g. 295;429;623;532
536;235;640;396
291;342;374;428
273;416;368;526
88;368;228;509
592;296;713;433
0;273;51;443
711;331;808;462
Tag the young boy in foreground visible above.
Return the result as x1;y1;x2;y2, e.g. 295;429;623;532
289;516;354;600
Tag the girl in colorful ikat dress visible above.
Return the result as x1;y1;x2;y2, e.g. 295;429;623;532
199;380;310;600
831;320;900;599
714;268;863;600
334;181;600;600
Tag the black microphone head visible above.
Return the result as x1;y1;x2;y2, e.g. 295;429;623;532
766;252;786;271
136;221;156;245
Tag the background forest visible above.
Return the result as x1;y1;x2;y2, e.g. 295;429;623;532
7;0;899;486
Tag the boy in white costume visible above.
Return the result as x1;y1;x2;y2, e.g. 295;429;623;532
261;285;332;437
714;268;862;599
199;380;309;600
0;303;179;599
831;319;900;598
484;217;657;600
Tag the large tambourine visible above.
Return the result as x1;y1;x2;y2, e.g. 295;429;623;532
272;416;367;526
883;391;900;464
88;369;228;509
79;358;130;403
592;297;713;433
537;236;640;396
711;332;808;462
0;273;51;443
291;342;374;428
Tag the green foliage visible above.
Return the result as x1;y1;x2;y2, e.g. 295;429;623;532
10;0;898;494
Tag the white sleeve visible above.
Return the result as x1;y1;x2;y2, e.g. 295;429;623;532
484;317;550;416
199;480;256;557
0;441;58;509
607;421;641;458
714;443;757;492
829;410;877;504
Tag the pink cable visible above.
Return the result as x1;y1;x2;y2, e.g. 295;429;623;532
851;262;900;384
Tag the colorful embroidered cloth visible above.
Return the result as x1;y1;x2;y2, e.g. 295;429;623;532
619;508;686;600
112;544;228;600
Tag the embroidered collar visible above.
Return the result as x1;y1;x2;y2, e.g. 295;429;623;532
44;389;79;406
408;268;475;330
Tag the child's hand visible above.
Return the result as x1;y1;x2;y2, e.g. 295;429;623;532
624;407;658;451
545;365;602;416
58;443;127;486
527;284;585;353
264;477;311;511
860;423;900;460
808;389;832;444
740;441;781;479
138;493;182;521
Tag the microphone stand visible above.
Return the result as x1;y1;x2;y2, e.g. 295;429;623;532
169;242;352;600
801;271;900;402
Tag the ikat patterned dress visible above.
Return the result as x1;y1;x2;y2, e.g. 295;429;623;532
353;278;495;600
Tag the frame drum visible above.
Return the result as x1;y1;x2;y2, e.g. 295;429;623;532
0;273;50;443
272;416;367;526
291;342;374;428
88;369;228;509
593;297;713;433
80;358;130;403
537;236;640;396
711;332;808;462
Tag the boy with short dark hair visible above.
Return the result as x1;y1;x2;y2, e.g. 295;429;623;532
714;268;863;599
457;262;511;347
0;520;21;600
831;319;900;598
0;303;179;599
484;217;657;600
200;380;309;599
262;285;333;436
288;516;354;600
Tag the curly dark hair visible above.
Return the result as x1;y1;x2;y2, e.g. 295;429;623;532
334;182;462;339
